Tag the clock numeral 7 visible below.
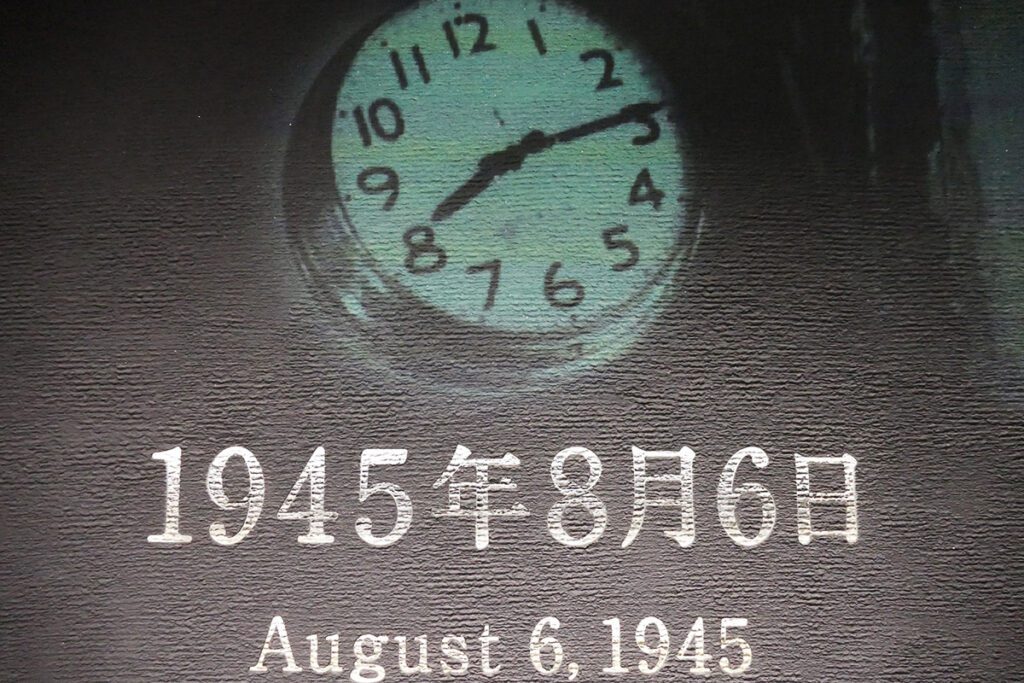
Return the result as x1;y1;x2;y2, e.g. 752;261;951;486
466;259;501;311
442;14;497;58
342;98;405;147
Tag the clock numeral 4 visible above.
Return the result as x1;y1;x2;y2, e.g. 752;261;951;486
442;14;496;59
344;98;405;147
544;262;585;309
629;168;664;210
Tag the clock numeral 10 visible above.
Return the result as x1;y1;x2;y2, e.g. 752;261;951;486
342;98;405;147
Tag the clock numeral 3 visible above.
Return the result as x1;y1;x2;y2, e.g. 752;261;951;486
350;98;405;147
403;226;447;274
580;49;623;91
629;168;664;209
442;14;497;59
356;167;399;211
602;225;640;272
544;262;585;309
466;259;501;311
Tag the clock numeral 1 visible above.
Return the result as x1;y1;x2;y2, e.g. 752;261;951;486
442;14;497;59
466;259;501;311
527;19;547;55
390;45;430;90
544;262;585;309
349;98;405;147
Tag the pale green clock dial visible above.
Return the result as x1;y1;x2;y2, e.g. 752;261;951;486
332;0;688;335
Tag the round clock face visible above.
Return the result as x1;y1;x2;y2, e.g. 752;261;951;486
331;0;687;335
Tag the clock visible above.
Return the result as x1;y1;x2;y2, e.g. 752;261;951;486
285;0;700;392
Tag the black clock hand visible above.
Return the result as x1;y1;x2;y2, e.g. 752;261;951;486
431;101;665;224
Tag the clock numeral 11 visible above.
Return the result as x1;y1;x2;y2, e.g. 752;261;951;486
390;45;430;89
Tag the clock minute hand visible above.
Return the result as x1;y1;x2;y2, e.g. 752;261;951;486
431;101;665;224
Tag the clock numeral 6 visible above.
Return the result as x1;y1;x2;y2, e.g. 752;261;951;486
602;225;639;272
356;167;399;211
443;14;496;59
403;226;447;275
544;262;585;309
347;98;405;147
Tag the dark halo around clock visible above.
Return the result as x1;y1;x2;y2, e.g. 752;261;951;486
282;0;703;394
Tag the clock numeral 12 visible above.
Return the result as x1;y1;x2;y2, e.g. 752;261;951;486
442;14;497;58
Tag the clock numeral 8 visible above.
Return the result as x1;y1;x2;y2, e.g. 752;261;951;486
403;226;447;275
348;98;405;147
544;262;585;309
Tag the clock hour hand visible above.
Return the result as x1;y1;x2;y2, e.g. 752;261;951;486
431;101;665;224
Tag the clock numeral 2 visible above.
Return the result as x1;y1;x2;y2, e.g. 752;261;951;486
442;14;497;59
544;262;585;309
390;46;430;89
403;226;447;274
466;259;501;311
580;49;623;91
347;98;405;147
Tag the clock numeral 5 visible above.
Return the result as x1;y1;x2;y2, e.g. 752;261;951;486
602;225;640;272
443;14;496;59
403;226;447;274
544;262;585;309
344;98;405;147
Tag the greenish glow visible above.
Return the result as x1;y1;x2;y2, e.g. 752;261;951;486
332;0;688;335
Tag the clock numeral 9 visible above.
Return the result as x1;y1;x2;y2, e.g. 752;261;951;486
347;98;405;147
544;262;585;309
403;226;447;274
442;14;496;58
356;167;399;211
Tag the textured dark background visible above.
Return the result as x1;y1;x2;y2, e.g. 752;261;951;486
2;1;1023;680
